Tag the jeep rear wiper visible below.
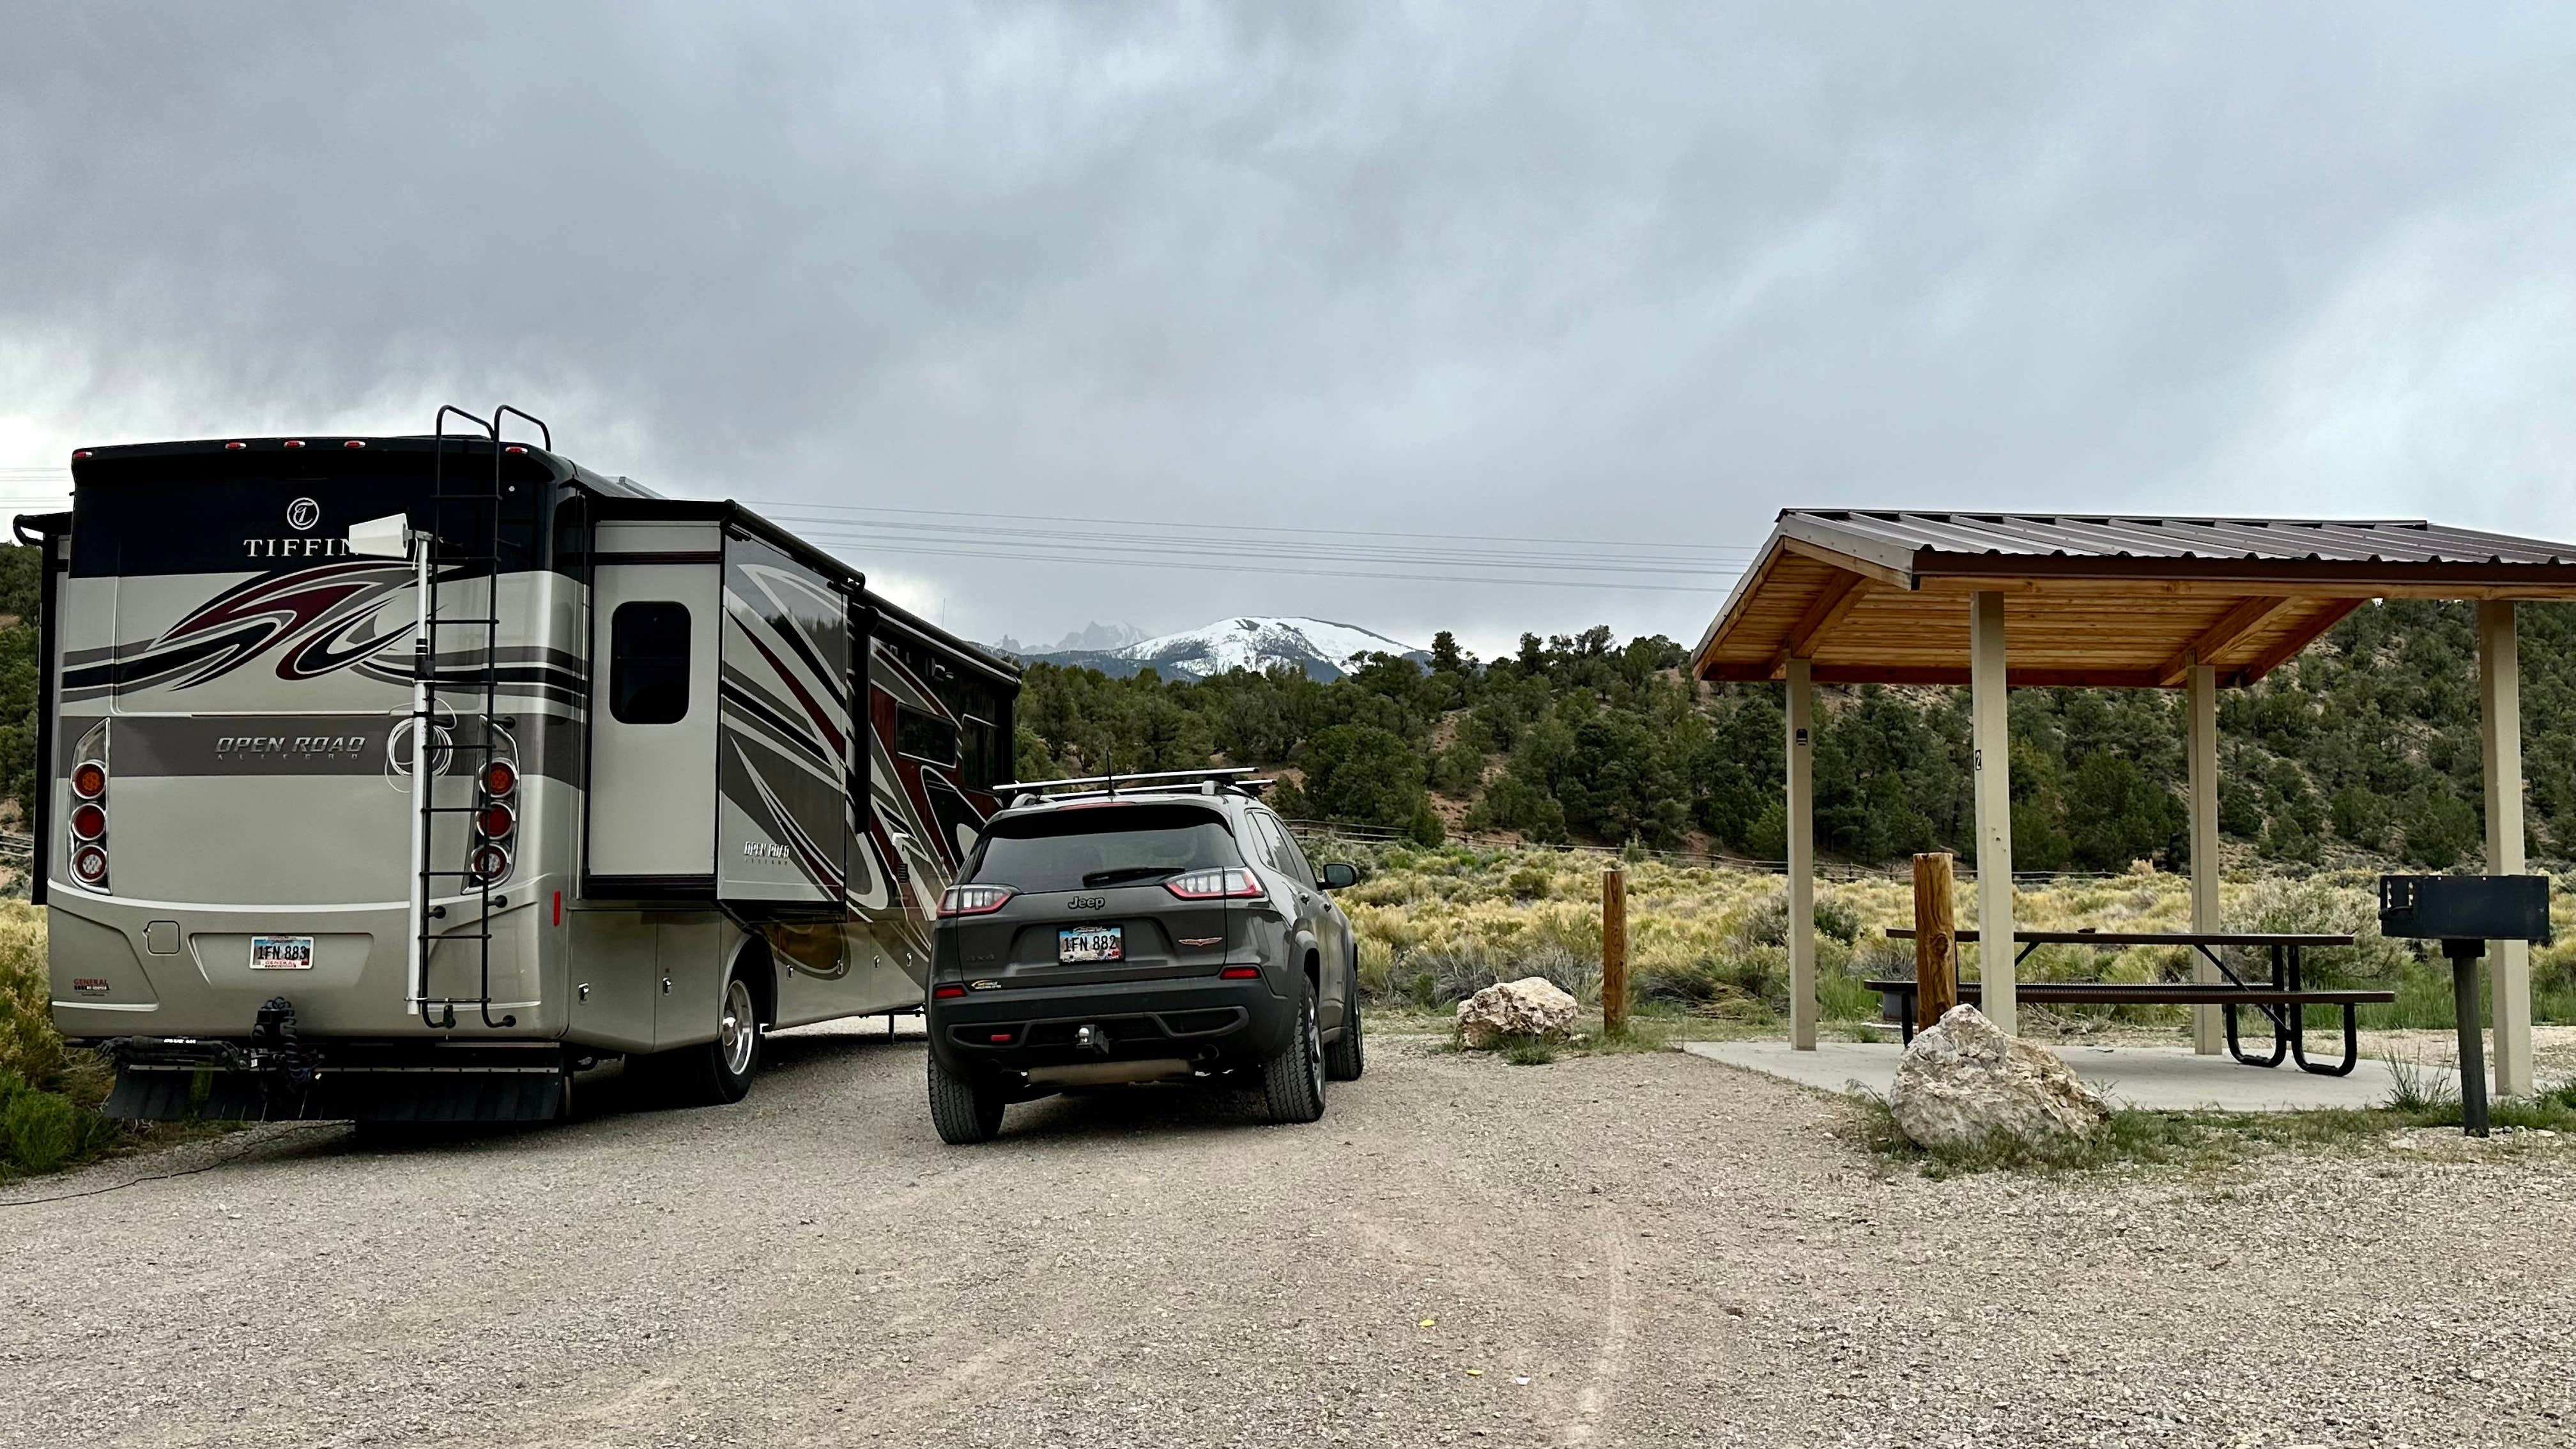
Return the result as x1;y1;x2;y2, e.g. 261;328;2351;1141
1082;866;1181;887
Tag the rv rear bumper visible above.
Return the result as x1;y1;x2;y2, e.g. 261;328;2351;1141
98;1037;581;1123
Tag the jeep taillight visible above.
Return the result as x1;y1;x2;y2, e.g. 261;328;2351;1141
939;884;1015;917
1166;867;1264;900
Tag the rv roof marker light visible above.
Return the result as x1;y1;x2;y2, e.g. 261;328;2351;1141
343;440;365;449
224;441;246;450
283;440;305;449
505;445;528;455
70;450;91;461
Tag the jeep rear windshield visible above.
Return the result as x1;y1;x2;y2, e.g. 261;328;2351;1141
964;805;1243;894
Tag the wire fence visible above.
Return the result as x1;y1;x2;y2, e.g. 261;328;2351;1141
1278;816;2138;884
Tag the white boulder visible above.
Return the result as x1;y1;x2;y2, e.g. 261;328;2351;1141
1889;1005;2110;1149
1455;976;1581;1049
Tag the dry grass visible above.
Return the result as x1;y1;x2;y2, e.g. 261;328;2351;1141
1323;842;2576;1034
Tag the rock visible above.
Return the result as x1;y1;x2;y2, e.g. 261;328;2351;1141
1455;977;1581;1049
1888;1005;2110;1149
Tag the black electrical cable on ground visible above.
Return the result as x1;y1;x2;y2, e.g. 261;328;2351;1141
0;1124;329;1208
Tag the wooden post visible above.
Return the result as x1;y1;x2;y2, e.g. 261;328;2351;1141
1785;657;1818;1050
1602;864;1629;1037
1968;591;2016;1034
2187;661;2223;1054
1912;853;1959;1032
2481;601;2533;1097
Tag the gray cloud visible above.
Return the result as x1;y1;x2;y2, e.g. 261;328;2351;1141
6;2;2573;656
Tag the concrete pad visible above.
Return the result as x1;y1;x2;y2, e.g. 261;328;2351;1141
1681;1038;2458;1112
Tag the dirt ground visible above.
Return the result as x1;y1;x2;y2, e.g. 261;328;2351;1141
3;1024;2573;1448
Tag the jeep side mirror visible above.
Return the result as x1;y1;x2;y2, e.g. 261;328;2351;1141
1318;862;1361;891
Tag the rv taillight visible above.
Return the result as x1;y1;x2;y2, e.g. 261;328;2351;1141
70;760;106;801
224;441;246;450
480;759;518;797
475;802;516;839
68;803;106;842
938;884;1015;917
468;843;511;883
71;846;107;887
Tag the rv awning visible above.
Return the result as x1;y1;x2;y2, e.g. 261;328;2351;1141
1690;511;2576;688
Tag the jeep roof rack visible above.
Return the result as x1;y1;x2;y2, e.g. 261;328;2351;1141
1000;767;1273;809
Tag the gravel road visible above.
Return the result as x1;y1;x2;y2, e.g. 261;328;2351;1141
4;1024;2573;1448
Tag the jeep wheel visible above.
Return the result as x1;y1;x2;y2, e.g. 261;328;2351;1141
1257;974;1328;1124
928;1054;1008;1144
1324;977;1365;1082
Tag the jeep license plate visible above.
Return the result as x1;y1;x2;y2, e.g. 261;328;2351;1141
250;935;314;970
1058;926;1123;963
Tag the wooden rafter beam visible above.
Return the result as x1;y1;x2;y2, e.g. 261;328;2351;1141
2232;598;2364;684
1767;571;1871;676
2154;596;2294;686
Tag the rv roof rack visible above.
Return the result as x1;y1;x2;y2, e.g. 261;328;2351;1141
999;767;1273;808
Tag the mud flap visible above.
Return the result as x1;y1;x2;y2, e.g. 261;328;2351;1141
103;1068;566;1124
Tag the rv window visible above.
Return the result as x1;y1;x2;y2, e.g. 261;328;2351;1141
962;716;1000;790
610;601;692;724
896;705;958;765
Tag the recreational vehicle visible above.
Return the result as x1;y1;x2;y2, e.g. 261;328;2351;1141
18;408;1017;1122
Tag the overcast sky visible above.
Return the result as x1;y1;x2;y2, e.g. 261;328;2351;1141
6;3;2574;657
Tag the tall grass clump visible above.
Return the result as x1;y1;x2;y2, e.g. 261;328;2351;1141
0;904;134;1181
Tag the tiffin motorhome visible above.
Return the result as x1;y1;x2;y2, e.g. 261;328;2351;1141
20;408;1017;1121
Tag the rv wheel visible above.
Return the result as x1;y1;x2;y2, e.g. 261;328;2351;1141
673;972;763;1107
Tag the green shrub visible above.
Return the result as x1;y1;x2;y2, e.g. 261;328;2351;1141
1;1086;82;1174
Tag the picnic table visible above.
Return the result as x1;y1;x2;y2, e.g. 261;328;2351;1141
1871;929;2394;1077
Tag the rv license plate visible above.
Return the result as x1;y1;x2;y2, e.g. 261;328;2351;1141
1058;926;1123;963
249;935;314;970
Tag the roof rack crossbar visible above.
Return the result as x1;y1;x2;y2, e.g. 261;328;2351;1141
996;767;1255;795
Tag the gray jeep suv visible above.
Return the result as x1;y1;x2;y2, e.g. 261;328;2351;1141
924;771;1364;1143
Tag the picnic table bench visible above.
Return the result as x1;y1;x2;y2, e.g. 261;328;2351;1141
1871;929;2395;1077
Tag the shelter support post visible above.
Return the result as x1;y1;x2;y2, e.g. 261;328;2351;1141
1786;657;1817;1051
1968;592;2016;1034
2187;663;2223;1054
2480;601;2533;1097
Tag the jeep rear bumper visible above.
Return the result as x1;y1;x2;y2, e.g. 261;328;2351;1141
926;973;1292;1081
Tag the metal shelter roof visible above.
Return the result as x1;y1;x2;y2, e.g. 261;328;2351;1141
1692;510;2576;689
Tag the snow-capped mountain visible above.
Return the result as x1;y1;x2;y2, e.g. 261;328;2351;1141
1008;616;1429;681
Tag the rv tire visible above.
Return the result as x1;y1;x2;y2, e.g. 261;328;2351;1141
928;1055;1007;1144
670;972;762;1107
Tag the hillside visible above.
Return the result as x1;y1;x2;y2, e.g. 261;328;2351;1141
1014;607;2576;872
